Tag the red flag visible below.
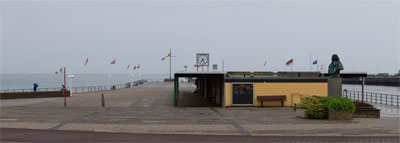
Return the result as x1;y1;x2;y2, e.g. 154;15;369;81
127;65;130;70
133;65;137;70
110;59;116;64
166;53;171;58
84;58;88;66
194;64;198;67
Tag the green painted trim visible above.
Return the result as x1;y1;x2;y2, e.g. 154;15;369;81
174;75;178;107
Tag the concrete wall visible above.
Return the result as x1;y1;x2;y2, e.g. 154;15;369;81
1;91;70;100
225;82;328;107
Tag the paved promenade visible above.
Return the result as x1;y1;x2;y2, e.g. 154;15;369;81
1;82;399;140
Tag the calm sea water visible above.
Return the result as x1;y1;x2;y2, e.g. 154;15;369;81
1;74;399;95
0;73;169;90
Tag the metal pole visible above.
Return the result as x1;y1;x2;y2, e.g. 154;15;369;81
386;94;388;105
362;77;365;102
222;60;224;72
169;48;172;81
64;67;66;107
391;95;393;106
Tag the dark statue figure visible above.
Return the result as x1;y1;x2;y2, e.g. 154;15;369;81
328;54;344;78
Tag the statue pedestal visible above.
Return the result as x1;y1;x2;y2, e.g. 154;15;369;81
328;78;342;98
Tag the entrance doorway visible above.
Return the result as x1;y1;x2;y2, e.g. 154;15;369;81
232;84;253;105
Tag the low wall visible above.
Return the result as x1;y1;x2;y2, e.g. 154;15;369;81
0;91;70;100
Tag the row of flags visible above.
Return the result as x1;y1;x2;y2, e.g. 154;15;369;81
55;68;64;74
262;59;320;66
56;58;140;74
127;64;140;71
263;59;323;71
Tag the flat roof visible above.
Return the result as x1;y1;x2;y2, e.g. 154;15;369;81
175;72;225;77
225;77;328;82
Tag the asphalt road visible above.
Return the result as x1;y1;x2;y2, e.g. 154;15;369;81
1;128;399;143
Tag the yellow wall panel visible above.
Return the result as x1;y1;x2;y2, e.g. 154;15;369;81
253;82;327;107
225;83;232;106
224;82;327;107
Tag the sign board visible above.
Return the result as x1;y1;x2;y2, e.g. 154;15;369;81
196;53;209;66
213;64;217;71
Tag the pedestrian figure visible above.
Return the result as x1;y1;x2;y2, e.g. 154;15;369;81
33;83;38;92
61;84;66;91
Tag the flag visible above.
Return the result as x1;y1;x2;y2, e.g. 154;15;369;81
161;57;165;61
286;59;293;66
127;65;130;70
133;65;137;70
194;64;198;67
84;58;88;66
313;60;318;65
264;61;267;66
137;65;140;69
60;68;63;73
166;53;171;58
110;59;116;64
55;71;58;74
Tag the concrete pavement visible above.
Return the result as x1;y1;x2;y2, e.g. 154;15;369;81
1;82;399;138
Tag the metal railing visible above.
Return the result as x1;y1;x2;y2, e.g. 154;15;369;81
343;90;400;106
0;80;147;93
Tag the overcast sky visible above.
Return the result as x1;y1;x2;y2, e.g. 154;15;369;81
1;0;399;74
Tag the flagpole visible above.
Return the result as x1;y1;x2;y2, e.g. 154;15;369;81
291;64;293;72
64;67;66;107
169;49;172;81
316;55;319;72
309;52;312;71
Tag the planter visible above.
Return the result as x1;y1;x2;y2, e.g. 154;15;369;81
328;110;353;120
354;107;380;118
296;109;309;118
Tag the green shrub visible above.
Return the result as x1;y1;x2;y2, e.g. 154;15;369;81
318;97;332;104
296;97;328;119
326;97;355;113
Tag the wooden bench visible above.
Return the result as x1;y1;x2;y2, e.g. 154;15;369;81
257;95;286;107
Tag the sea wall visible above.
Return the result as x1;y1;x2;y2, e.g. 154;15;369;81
0;91;70;100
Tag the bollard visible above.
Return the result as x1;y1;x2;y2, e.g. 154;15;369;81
101;93;105;108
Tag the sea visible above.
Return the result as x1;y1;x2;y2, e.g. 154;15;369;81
0;73;169;90
0;73;399;95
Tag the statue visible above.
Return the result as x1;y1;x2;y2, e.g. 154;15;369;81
328;54;344;78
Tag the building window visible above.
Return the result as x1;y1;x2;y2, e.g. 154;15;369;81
232;84;253;105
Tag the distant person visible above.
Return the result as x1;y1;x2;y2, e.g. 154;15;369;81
33;83;38;92
61;84;66;91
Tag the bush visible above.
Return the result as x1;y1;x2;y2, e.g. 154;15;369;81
296;97;328;119
318;97;332;104
326;97;355;113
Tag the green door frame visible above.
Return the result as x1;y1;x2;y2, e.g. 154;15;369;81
174;74;178;107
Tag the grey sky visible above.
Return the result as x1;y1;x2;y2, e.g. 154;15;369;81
1;0;399;74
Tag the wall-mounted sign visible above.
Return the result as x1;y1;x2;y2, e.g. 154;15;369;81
213;64;218;71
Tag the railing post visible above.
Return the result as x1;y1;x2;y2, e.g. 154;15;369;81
385;94;388;105
391;95;393;106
